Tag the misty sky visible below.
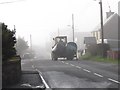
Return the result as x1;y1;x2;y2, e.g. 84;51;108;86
0;0;119;46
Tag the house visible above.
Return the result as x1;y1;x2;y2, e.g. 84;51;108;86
74;32;92;50
91;12;119;49
91;11;120;59
84;37;97;46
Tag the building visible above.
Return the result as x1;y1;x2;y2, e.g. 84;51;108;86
91;12;119;50
84;37;97;47
83;37;97;54
91;11;120;59
74;32;92;50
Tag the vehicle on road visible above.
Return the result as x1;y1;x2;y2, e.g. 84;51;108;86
51;36;77;60
23;53;34;59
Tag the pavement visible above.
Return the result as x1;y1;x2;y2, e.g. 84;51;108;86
3;70;46;90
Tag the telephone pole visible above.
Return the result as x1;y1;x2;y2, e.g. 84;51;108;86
99;0;104;44
58;28;60;36
72;14;75;42
14;25;16;37
14;25;17;48
14;25;16;31
30;34;32;50
99;0;104;57
94;0;104;57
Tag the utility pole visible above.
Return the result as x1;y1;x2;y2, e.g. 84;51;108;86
14;25;16;31
14;25;16;37
14;25;17;48
30;34;32;50
94;0;104;57
99;0;104;57
99;0;104;44
72;14;75;42
58;28;59;36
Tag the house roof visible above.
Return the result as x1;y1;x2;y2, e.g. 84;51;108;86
92;13;118;32
84;37;96;44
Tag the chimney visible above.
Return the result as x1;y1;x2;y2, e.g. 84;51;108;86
106;10;114;19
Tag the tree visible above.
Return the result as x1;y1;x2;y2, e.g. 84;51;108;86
16;37;29;57
2;23;16;61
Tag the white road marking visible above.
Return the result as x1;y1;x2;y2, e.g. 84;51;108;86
70;64;75;66
94;73;103;78
36;69;50;88
61;62;120;85
65;63;69;64
76;66;82;69
83;69;91;73
61;61;64;63
108;78;120;84
32;66;50;88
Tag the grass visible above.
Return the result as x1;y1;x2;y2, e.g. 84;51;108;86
80;53;119;64
80;53;91;60
9;58;20;62
3;56;21;65
91;56;118;64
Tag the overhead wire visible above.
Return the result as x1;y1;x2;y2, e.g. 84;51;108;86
0;0;26;4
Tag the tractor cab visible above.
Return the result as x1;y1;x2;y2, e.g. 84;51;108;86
54;36;67;45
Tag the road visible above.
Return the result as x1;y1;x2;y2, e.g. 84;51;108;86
21;59;119;89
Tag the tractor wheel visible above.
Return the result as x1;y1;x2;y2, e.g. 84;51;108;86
54;58;58;61
67;57;73;60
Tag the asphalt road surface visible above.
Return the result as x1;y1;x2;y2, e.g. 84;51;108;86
21;59;119;89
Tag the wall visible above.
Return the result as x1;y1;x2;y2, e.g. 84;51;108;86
2;57;21;87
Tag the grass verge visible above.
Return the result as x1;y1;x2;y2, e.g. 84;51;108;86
80;53;119;64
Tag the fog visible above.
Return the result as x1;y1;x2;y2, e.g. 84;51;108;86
32;45;51;59
0;0;118;59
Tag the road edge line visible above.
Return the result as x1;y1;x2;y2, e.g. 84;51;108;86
36;69;50;88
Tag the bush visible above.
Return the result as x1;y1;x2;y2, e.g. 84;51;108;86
87;44;97;56
2;23;16;61
97;43;110;57
87;43;110;57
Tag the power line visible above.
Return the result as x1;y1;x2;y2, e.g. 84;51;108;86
0;0;26;4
